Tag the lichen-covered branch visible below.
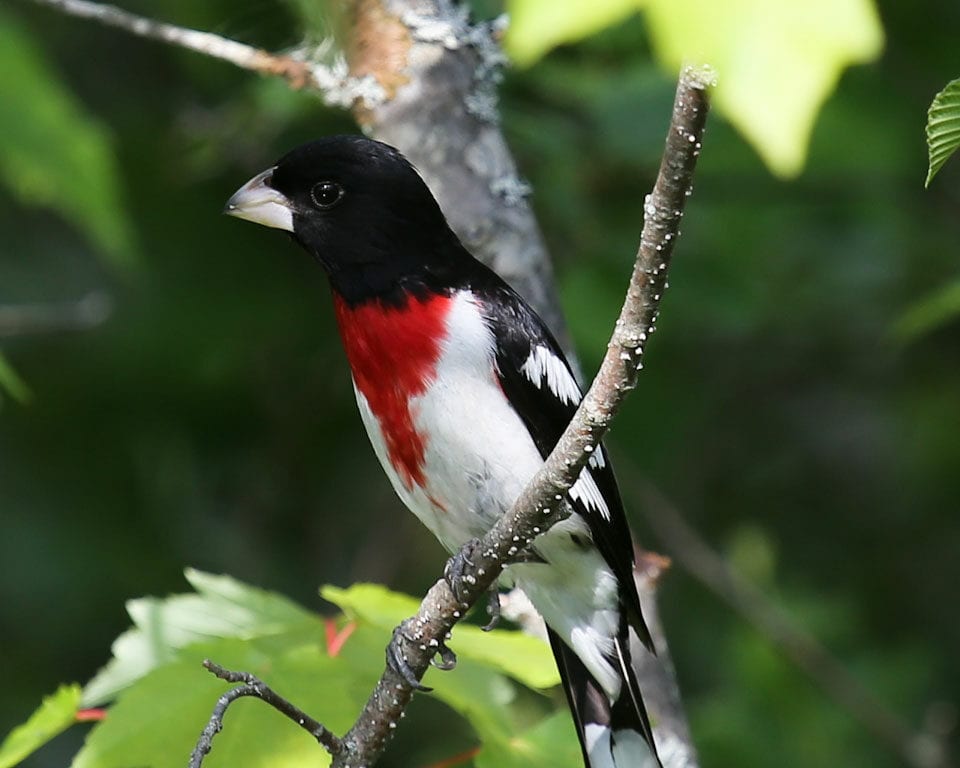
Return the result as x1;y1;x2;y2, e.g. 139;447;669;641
28;0;385;106
342;0;569;342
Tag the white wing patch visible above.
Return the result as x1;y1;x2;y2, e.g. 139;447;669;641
589;445;607;470
570;467;610;520
521;345;581;405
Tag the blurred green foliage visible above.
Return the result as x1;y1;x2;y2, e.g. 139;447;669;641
506;0;884;176
0;7;135;268
1;1;958;767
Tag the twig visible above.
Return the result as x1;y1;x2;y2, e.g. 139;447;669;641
0;292;111;338
27;0;384;107
633;479;955;768
188;660;342;768
328;65;713;768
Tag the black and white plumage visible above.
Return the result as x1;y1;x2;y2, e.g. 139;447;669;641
225;135;661;768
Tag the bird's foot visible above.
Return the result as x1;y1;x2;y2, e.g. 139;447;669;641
386;619;458;692
444;539;510;630
481;587;501;632
443;538;485;606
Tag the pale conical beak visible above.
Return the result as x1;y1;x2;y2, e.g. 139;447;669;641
224;167;294;232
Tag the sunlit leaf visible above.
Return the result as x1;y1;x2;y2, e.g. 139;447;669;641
0;8;135;266
925;77;960;187
505;0;884;177
83;569;320;706
475;711;582;768
321;583;560;689
644;0;884;176
74;639;357;768
505;0;639;67
0;684;80;768
74;575;572;768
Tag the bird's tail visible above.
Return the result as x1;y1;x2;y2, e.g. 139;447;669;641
548;628;661;768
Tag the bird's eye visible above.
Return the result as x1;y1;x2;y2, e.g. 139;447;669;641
310;181;345;210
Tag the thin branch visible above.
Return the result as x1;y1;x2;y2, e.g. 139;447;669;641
28;0;384;106
633;479;955;768
329;65;714;768
188;660;342;768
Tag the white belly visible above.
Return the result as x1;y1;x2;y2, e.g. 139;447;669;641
351;291;624;698
353;292;541;551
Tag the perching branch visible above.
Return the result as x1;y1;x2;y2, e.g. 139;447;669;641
325;65;713;768
184;67;711;768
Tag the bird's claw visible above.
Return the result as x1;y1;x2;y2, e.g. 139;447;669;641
386;621;459;691
444;538;483;605
432;641;458;671
387;622;432;691
445;540;502;630
481;588;501;632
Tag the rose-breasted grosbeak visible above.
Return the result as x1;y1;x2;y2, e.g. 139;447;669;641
226;135;660;768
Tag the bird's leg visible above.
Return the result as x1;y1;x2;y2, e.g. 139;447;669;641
386;619;458;692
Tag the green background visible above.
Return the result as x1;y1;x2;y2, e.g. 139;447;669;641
1;0;958;766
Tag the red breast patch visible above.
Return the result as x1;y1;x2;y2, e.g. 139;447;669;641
333;292;453;490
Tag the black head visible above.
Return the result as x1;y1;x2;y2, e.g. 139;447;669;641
225;135;470;304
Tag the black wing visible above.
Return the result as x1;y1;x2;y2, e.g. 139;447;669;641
476;280;652;650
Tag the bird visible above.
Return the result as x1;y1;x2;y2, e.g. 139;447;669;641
225;135;661;768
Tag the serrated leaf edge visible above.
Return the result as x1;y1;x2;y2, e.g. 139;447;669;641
925;77;960;186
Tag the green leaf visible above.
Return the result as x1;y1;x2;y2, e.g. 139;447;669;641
0;8;135;267
0;351;33;406
644;0;884;176
68;575;573;768
505;0;884;177
505;0;640;67
0;684;81;768
321;584;560;689
925;77;960;187
83;569;320;706
892;278;960;343
475;711;582;768
321;583;577;764
74;639;358;768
